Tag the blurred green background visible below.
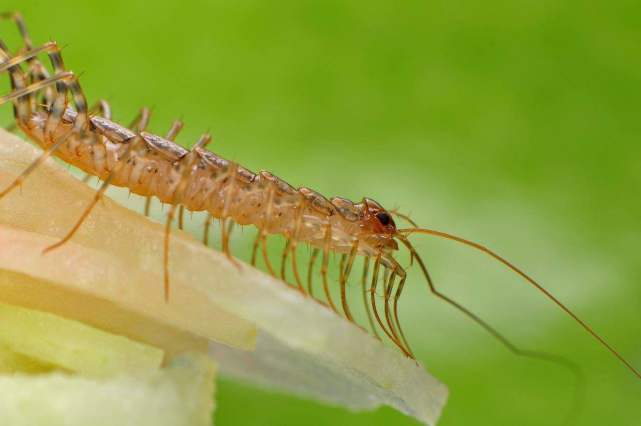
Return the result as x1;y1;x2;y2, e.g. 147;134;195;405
4;1;641;425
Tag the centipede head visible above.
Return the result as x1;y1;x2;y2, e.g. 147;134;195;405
361;198;398;251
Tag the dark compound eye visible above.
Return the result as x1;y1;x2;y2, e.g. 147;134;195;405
376;212;391;226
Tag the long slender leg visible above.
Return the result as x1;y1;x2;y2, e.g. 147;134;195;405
128;107;151;132
143;196;152;217
42;140;139;253
161;133;211;300
321;224;338;313
177;205;185;230
5;41;58;111
339;241;359;322
370;257;394;342
0;71;71;116
89;99;112;120
280;239;291;282
250;184;277;276
383;270;414;357
0;12;33;50
369;257;409;356
0;39;30;123
165;120;184;140
0;41;88;198
258;186;277;277
361;258;380;338
0;71;84;200
43;107;152;252
260;234;276;277
307;248;319;297
163;204;178;301
290;241;305;293
43;174;114;253
251;232;260;266
338;254;346;288
219;163;241;269
287;197;307;292
202;214;212;245
393;271;414;357
0;13;42;113
221;219;229;253
0;12;41;121
384;268;404;350
220;218;240;270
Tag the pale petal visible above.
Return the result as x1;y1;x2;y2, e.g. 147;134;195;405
0;129;447;425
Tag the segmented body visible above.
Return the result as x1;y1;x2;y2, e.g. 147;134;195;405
24;107;396;260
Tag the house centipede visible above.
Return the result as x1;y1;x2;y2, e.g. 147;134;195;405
0;12;639;388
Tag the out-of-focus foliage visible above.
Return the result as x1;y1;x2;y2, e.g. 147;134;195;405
3;1;641;425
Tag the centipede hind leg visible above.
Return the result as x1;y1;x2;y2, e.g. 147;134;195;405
0;42;88;199
0;14;58;119
0;12;33;51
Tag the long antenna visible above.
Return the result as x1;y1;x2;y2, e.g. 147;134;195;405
398;227;641;380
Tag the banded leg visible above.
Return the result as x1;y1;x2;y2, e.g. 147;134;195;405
0;35;34;121
0;42;56;113
0;13;57;119
0;12;33;50
1;39;89;135
0;43;78;127
0;12;38;120
0;71;86;199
